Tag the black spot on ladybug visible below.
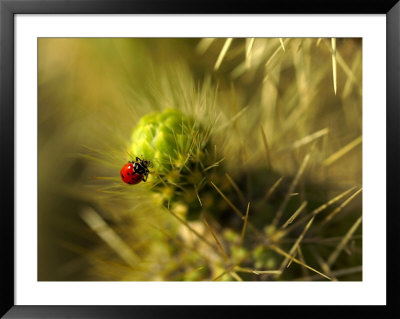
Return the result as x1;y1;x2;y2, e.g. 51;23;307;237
121;174;124;179
127;172;130;175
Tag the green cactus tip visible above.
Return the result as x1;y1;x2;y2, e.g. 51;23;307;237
129;108;209;178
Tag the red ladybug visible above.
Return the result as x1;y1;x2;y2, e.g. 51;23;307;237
120;157;150;185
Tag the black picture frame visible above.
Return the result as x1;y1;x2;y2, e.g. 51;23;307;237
1;0;399;318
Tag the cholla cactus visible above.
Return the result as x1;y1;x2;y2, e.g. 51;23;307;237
128;108;216;220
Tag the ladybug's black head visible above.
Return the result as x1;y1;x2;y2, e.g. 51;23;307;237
138;157;150;169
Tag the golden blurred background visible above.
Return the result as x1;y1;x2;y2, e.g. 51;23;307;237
38;38;362;281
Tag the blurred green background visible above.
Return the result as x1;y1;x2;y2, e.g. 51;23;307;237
38;38;362;281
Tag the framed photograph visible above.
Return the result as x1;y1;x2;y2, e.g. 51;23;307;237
1;0;398;318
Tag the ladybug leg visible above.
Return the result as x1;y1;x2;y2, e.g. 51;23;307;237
143;173;148;182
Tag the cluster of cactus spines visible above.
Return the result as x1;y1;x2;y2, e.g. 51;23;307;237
126;100;362;281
